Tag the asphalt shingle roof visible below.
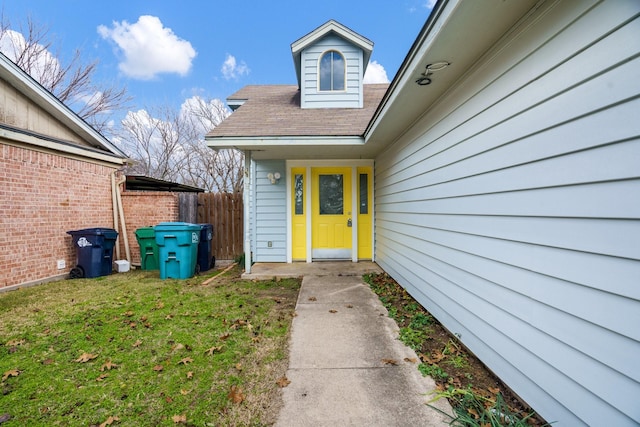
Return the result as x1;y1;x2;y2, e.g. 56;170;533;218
207;84;389;138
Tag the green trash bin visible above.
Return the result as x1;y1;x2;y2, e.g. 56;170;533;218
154;222;200;279
135;227;159;270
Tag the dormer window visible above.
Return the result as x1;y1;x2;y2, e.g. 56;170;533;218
319;50;345;91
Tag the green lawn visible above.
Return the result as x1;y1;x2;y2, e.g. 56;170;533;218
0;266;300;426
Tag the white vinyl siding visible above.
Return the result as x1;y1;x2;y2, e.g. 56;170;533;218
374;1;640;426
301;35;364;108
253;160;287;262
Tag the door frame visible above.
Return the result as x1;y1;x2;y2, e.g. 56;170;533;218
286;159;374;263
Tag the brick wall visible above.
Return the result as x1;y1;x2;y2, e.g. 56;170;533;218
119;191;179;265
0;143;118;288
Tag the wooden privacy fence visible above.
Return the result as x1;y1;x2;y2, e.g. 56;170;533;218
197;193;243;261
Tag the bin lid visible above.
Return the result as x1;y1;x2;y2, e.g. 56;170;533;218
135;227;155;238
67;228;118;238
154;222;200;231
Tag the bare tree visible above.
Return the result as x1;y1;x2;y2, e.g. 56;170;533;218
118;98;243;193
0;14;130;134
118;107;190;182
178;97;243;193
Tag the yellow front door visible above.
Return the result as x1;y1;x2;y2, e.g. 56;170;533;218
311;167;352;259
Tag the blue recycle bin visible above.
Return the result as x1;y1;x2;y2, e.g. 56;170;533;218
154;222;200;279
196;223;215;273
67;228;118;278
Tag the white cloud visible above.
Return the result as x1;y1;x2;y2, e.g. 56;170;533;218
0;29;61;84
424;0;437;9
221;54;249;80
98;15;196;80
180;95;230;134
363;60;390;84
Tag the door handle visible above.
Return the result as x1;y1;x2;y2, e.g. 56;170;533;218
347;218;352;227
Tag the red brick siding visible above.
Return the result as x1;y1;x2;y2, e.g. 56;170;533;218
0;143;118;288
119;192;179;265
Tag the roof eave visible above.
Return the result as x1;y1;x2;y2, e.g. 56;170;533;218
0;53;127;158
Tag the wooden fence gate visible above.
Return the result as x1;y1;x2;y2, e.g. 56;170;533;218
197;193;243;261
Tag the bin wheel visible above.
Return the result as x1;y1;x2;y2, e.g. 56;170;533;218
69;266;84;279
195;263;201;275
210;256;216;269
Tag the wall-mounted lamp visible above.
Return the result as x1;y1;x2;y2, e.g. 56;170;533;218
267;172;281;184
415;61;450;86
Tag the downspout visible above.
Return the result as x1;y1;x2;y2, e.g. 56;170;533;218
116;174;131;262
111;172;121;260
244;151;251;274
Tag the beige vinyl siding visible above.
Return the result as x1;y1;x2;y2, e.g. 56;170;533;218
0;79;88;146
374;1;640;425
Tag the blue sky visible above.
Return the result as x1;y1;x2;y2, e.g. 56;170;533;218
1;0;434;114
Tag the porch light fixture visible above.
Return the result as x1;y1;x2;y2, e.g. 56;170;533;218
415;61;450;86
267;172;281;184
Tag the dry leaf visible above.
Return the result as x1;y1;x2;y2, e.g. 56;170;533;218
235;363;243;371
180;389;189;395
178;357;193;365
382;358;398;365
205;346;222;356
276;376;291;388
99;415;120;427
488;386;501;395
123;311;134;317
329;309;337;313
2;369;20;381
155;301;165;310
75;353;98;363
153;365;164;372
308;296;317;301
228;385;245;404
165;314;174;320
404;357;418;363
101;361;118;371
5;339;25;347
219;332;231;340
186;371;193;379
172;414;187;423
132;340;142;348
96;373;109;382
467;408;480;419
346;304;354;308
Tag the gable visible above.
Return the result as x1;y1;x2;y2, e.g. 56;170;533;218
0;53;126;163
300;34;365;108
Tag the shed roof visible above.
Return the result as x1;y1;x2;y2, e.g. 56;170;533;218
207;84;389;139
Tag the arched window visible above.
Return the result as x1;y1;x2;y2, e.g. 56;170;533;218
319;50;345;91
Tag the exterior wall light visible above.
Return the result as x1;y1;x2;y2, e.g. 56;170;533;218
415;61;450;85
267;172;281;184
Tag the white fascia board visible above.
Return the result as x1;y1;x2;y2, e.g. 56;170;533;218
364;0;458;140
206;135;364;150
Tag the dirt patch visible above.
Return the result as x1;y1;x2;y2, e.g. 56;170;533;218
366;272;547;425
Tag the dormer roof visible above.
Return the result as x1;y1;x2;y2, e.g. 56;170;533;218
290;20;373;88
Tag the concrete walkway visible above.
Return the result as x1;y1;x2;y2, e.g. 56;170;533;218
246;263;452;426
